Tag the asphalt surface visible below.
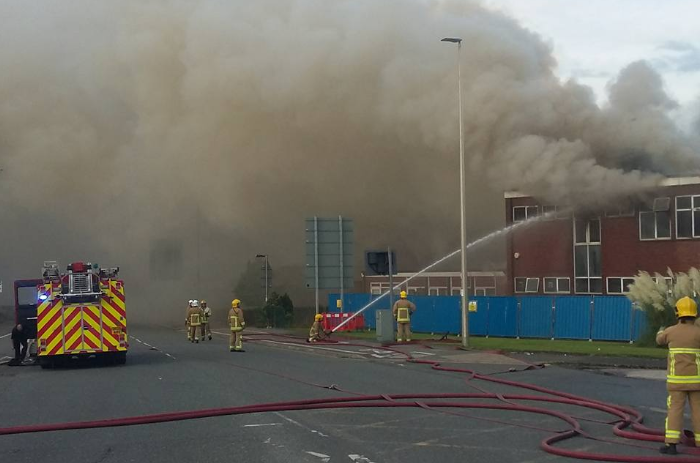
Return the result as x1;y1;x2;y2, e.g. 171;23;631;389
0;323;677;463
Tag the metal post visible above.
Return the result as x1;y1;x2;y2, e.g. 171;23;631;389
339;215;344;313
442;37;468;347
196;203;201;296
314;216;319;315
451;40;469;348
264;255;269;303
388;246;394;312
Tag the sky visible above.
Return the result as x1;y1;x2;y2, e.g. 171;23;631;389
485;0;700;130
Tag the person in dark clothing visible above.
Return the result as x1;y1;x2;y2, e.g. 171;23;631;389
11;324;28;362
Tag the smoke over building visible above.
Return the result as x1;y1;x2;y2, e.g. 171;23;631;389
0;1;696;321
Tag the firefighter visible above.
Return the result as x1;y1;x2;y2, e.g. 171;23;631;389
10;324;28;365
228;299;246;352
308;314;326;343
656;296;700;455
392;291;416;342
186;300;204;344
201;300;212;341
185;300;194;341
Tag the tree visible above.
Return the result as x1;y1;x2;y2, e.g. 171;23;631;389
627;268;700;345
233;260;266;310
262;291;295;328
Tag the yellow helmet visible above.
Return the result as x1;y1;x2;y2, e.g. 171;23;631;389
232;299;241;308
315;314;323;322
400;290;407;299
675;296;698;318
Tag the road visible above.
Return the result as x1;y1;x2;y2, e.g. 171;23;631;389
0;324;675;462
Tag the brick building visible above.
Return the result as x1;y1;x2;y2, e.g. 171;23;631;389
505;177;700;296
359;271;507;296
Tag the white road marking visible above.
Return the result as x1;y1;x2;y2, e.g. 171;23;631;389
131;336;176;360
274;412;328;438
0;333;11;339
306;451;331;462
411;351;436;357
348;454;375;463
242;423;282;427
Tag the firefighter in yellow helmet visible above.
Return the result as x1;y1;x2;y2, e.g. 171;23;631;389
392;291;416;342
308;313;327;343
656;296;700;455
186;300;204;343
201;300;212;341
229;299;246;352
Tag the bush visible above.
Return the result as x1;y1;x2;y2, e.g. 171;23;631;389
627;268;700;346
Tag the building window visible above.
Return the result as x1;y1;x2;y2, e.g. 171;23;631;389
515;277;539;293
475;287;496;296
574;218;602;294
540;205;571;220
543;277;570;294
513;205;538;223
370;283;382;295
640;197;671;240
606;277;635;294
676;195;700;239
451;287;462;296
605;205;635;217
428;287;447;296
652;277;673;287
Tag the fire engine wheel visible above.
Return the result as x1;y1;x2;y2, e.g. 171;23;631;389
113;352;127;365
38;358;55;369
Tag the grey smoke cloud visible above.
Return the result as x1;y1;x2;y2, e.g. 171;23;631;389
0;0;697;318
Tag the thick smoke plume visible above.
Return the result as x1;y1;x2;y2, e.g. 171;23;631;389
0;1;696;320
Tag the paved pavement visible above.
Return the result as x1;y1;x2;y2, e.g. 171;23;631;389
0;324;676;462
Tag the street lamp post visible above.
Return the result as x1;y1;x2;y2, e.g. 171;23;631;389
256;254;269;303
441;37;469;348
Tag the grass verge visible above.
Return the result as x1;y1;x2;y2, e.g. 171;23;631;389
333;330;667;359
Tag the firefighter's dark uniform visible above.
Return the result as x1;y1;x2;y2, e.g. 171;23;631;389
656;296;700;454
392;292;416;342
11;325;28;362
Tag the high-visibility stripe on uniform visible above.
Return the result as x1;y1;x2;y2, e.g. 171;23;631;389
397;308;410;322
230;315;242;332
667;376;700;383
669;348;700;353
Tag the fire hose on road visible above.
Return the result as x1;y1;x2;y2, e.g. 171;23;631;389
1;332;698;463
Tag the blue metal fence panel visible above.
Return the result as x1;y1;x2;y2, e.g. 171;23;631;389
592;296;633;341
519;297;553;338
432;296;462;334
632;307;649;341
468;296;489;336
330;294;639;341
407;296;436;333
329;293;377;328
554;296;591;340
487;297;518;337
